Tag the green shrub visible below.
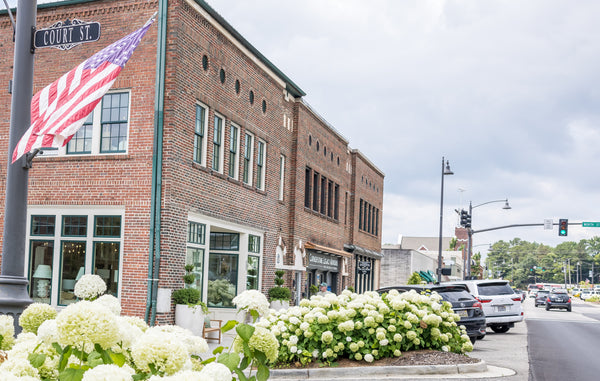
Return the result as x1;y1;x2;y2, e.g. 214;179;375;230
269;270;291;301
172;288;200;305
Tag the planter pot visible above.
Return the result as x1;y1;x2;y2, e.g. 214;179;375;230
175;304;205;336
270;300;289;311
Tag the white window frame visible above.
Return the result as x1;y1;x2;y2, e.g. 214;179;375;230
43;90;131;158
212;113;225;173
193;102;209;166
242;132;254;186
188;213;263;313
25;207;125;308
278;154;285;201
228;123;240;180
256;139;266;191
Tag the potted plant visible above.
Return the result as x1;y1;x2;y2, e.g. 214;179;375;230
268;269;291;310
173;264;208;336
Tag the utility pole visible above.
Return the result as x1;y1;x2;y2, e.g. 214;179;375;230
0;0;36;332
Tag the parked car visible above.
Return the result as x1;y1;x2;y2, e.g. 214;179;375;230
535;290;550;307
545;289;571;311
443;279;523;333
513;288;526;303
580;290;600;300
377;284;487;343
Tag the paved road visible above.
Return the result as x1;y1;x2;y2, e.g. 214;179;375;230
527;296;600;381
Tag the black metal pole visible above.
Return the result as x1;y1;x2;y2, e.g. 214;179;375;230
0;0;36;332
437;157;445;284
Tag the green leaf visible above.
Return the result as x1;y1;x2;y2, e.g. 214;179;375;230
87;351;103;368
212;346;225;355
100;349;113;364
234;368;249;381
254;351;267;364
201;357;216;365
217;352;241;371
109;351;126;367
52;342;64;354
28;353;46;368
236;324;255;342
256;363;270;381
250;309;259;322
222;319;237;332
58;367;85;381
58;346;73;371
239;355;250;370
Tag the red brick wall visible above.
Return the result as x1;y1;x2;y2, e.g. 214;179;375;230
0;0;385;319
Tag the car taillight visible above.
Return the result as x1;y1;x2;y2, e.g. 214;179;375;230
477;297;492;303
472;301;483;310
568;298;571;303
546;297;551;302
512;296;522;302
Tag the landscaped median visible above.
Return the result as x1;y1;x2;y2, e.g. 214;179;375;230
259;289;473;368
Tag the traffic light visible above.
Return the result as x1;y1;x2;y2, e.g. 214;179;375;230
558;219;568;236
460;210;468;227
459;210;472;228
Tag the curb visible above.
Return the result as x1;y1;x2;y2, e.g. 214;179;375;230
270;360;488;380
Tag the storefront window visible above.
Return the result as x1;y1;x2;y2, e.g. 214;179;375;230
94;242;120;296
29;240;54;304
247;255;259;290
207;253;238;307
186;247;204;294
59;241;86;305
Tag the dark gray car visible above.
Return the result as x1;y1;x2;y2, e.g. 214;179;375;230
545;289;571;311
535;290;550;307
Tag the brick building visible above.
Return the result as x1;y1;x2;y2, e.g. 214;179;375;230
0;0;384;323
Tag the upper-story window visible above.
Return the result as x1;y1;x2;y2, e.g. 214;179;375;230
193;103;208;166
212;114;224;172
242;132;254;185
61;91;130;156
256;139;266;190
278;155;286;201
228;124;239;179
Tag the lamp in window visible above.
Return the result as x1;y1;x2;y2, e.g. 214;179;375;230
33;264;52;298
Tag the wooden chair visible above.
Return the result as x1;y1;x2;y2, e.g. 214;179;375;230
203;319;223;343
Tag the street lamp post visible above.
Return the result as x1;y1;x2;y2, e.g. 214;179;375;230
437;157;453;284
467;199;511;278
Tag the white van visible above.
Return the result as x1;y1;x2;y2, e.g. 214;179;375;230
444;279;524;333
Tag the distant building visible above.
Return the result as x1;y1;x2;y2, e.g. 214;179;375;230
380;236;463;285
0;0;384;324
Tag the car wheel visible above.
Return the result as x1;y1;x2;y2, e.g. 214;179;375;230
567;306;572;312
545;305;550;311
477;335;485;340
491;325;510;333
535;303;538;307
470;337;476;344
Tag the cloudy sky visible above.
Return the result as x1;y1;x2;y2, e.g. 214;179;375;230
204;0;600;255
7;1;600;256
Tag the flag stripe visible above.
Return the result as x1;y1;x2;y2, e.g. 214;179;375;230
12;16;154;163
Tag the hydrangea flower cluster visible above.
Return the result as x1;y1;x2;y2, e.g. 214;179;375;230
0;276;239;381
73;274;107;301
232;289;270;317
256;289;473;365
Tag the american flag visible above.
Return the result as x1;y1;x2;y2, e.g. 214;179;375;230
12;15;155;163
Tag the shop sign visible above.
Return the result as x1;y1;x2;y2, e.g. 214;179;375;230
357;260;372;275
308;252;339;271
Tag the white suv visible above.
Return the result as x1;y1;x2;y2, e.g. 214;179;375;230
444;279;524;333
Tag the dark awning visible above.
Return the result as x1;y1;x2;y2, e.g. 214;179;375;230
343;244;383;259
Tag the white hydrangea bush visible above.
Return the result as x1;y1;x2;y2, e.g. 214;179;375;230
0;276;237;381
257;289;473;365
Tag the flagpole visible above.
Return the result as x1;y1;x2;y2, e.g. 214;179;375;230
0;0;36;331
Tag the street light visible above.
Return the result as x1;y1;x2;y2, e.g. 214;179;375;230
467;199;511;278
437;157;454;284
